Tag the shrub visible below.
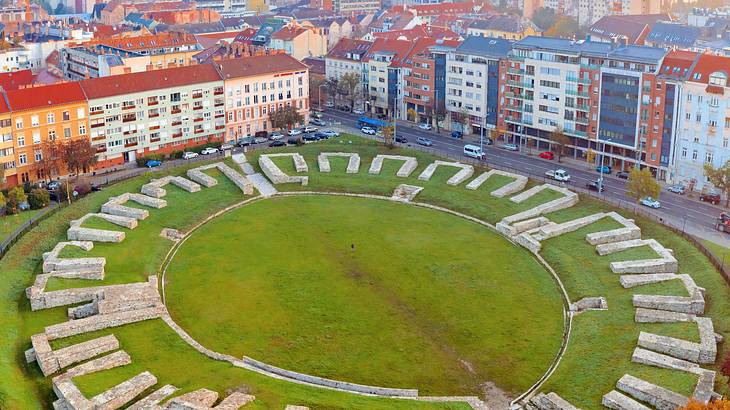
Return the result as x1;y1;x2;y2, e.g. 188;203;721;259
27;188;50;210
73;182;92;197
136;153;164;167
0;191;5;215
6;186;27;214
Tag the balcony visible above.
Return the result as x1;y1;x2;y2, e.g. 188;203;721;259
565;128;587;137
91;135;106;142
575;117;590;125
171;109;182;114
192;93;203;99
193;106;203;111
215;125;225;130
193;118;203;123
172;132;182;138
149;113;160;118
124;141;138;148
149;125;161;131
214;102;224;108
122;105;135;111
95;147;107;154
565;89;589;98
91;123;105;129
576;104;590;111
150;137;161;143
215;114;225;119
171;121;182;126
214;89;224;96
194;129;204;134
507;67;525;75
148;100;159;106
505;103;523;111
505;115;522;124
122;117;136;123
123;130;137;136
90;109;104;115
506;80;533;88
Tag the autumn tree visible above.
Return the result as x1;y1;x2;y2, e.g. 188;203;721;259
269;105;304;131
6;186;27;214
531;7;557;31
545;17;580;38
62;139;98;178
0;191;5;214
338;72;361;111
704;161;730;207
626;167;660;203
679;398;730;410
549;127;571;162
382;125;394;149
35;139;64;183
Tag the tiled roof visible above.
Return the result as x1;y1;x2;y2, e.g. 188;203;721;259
659;50;698;80
326;38;373;60
390;1;491;16
647;22;700;48
215;54;308;79
7;82;86;112
688;54;730;85
515;36;666;64
372;24;459;41
86;32;197;51
271;26;307;41
363;38;413;64
588;15;652;44
303;56;325;75
456;35;512;58
468;14;532;34
80;64;222;99
0;69;34;91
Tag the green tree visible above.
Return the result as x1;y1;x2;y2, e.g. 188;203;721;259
626;168;660;203
532;7;557;31
27;188;50;210
338;72;361;111
325;77;340;105
545;17;580;38
704;161;730;207
62;139;98;178
0;191;5;214
6;186;27;214
269;105;304;131
549;127;571;162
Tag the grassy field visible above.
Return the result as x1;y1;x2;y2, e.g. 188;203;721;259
0;208;41;243
1;136;729;409
165;195;565;397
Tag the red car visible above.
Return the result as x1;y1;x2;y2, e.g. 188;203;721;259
538;151;554;160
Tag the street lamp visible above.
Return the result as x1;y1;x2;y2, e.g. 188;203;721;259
599;138;612;185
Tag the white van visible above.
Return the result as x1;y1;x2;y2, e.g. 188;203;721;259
463;144;485;160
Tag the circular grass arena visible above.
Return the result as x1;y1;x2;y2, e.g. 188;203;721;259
164;194;565;397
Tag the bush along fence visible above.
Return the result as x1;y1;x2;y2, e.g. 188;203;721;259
0;203;60;258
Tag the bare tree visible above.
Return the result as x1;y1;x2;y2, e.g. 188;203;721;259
549;127;571;163
62;139;98;178
35;139;64;183
338;72;361;111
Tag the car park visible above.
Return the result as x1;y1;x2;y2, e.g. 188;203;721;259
200;147;219;155
538;151;554;160
146;160;162;168
700;192;721;205
269;140;286;147
418;123;432;130
616;171;630;179
182;151;199;160
302;126;318;133
586;180;605;192
288;129;302;136
641;197;661;209
238;136;254;146
253;137;268;144
361;126;376;135
503;143;519;151
596;165;612;174
417;137;432;146
269;132;284;140
322;130;339;138
667;184;686;194
463;144;485;160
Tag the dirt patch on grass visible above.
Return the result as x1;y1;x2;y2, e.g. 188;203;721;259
481;381;512;409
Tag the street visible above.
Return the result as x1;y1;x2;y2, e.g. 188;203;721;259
322;109;730;247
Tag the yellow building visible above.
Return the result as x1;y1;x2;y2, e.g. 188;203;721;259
466;15;541;41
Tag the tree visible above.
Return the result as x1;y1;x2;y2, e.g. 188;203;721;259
586;148;596;165
434;106;447;134
62;139;98;178
626;167;660;203
532;7;557;31
549;127;571;162
407;108;417;122
721;349;730;380
6;186;27;214
324;77;340;105
269;105;304;131
545;17;580;38
35;139;64;183
704;161;730;207
457;107;470;134
679;399;730;410
27;188;50;210
0;191;5;214
382;125;394;149
338;72;361;111
309;76;326;110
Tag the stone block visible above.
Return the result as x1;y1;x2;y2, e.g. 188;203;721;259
585;212;640;245
620;274;678;289
501;184;578;225
65;350;131;378
632;293;705;315
285;406;310;410
569;297;607;313
616;374;688;410
68;227;125;243
635;308;695;323
128;385;178;410
631;347;700;372
417;160;474;185
141;176;201;198
187;168;218;188
693;369;717;403
368;155;418;177
391;184;424;202
259;154;308;185
91;371;157;410
45;307;163;340
528;392;582;410
696;317;717;364
637;331;701;363
54;334;120;369
465;169;527;198
214;393;256;409
602;390;651;410
318;152;361;174
166;388;219;409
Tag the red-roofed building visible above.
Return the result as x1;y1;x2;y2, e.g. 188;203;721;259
389;2;492;22
80;64;225;168
364;38;418;117
372;24;459;41
5;82;88;186
325;38;372;81
0;69;34;91
270;24;326;60
143;8;220;26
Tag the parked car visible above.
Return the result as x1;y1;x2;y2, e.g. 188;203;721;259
182;151;199;160
253;137;268;144
482;137;493;145
200;147;219;155
715;212;730;233
46;181;61;191
220;142;234;151
269;132;284;140
322;130;339;138
451;130;463;139
641;197;661;209
700;192;721;205
310;118;326;126
337;105;351;112
361;126;376;135
254;130;268;139
394;135;408;143
503;143;519;151
314;131;328;140
310;110;323;119
616;171;630;179
303;134;319;142
586;180;605;192
667;184;686;195
418;123;433;130
353;108;365;115
269;140;286;147
288;129;302;136
238;136;254;146
545;169;570;182
596;165;612;174
146;159;162;168
538;151;554;160
287;137;301;145
325;101;335;108
417;137;433;146
302;126;318;133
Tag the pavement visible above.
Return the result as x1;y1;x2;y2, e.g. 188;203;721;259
322;109;730;247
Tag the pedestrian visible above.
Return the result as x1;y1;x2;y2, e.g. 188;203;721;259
351;243;355;251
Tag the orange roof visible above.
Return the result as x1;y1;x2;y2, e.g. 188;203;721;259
0;69;34;91
80;64;222;99
659;50;698;80
7;82;86;112
271;26;307;41
363;38;419;65
372;24;459;41
84;32;197;51
688;53;730;85
390;1;491;16
216;54;308;79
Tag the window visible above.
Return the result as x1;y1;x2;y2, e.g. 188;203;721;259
62;111;70;121
15;118;22;129
77;108;85;119
709;71;727;87
681;147;687;158
31;115;39;126
17;134;24;147
63;128;71;139
48;130;56;140
19;153;26;165
32;131;40;145
79;125;86;135
47;113;55;124
692;150;698;160
34;150;41;162
706;151;714;163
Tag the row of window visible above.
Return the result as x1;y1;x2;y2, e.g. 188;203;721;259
15;109;84;130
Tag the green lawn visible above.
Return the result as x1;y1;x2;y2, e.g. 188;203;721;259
165;195;564;397
1;136;729;409
0;208;41;243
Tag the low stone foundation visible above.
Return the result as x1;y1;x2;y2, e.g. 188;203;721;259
127;384;178;409
141;176;201;198
596;239;678;274
368;155;418;177
391;184;424;202
317;152;361;174
259;154;309;185
417;160;474;186
525;392;581;410
187;163;254;194
26;333;120;376
465;169;527;198
615;374;688;410
569;297;607;313
602;390;651;410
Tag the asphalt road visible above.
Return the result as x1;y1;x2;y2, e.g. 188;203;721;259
322;109;730;246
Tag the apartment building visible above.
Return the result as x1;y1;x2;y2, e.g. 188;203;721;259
445;36;511;136
500;36;673;178
672;53;730;189
217;54;309;140
269;25;327;61
325;38;372;81
5;83;88;186
80;64;225;168
364;39;413;118
0;98;13;188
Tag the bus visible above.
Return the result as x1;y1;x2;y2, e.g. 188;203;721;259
357;116;388;130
